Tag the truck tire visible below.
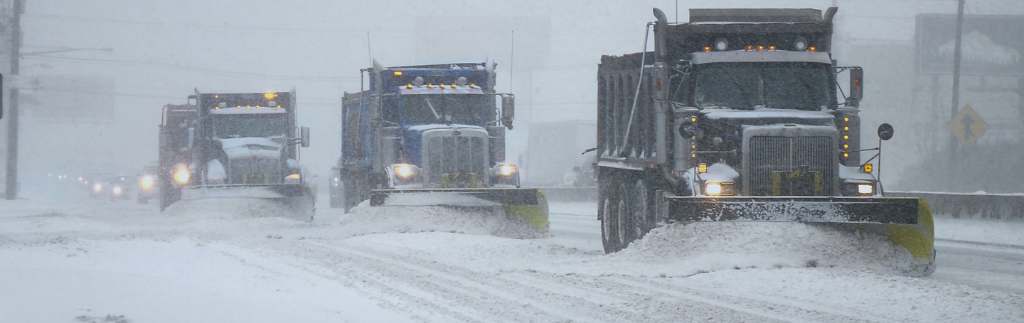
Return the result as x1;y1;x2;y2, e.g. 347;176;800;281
616;183;634;248
600;181;622;254
628;179;651;241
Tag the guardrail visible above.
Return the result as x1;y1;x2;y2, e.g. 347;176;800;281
889;191;1024;220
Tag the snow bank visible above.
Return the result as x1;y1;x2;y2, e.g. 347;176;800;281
338;202;545;239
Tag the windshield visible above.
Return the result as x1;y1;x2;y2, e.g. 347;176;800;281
212;114;287;138
692;62;832;111
401;94;485;124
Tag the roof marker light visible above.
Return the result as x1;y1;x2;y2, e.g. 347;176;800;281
768;45;776;51
703;46;711;52
809;46;817;52
264;92;276;100
794;37;808;51
394;71;403;76
757;45;765;51
407;84;413;89
745;45;753;51
714;38;728;51
470;84;476;88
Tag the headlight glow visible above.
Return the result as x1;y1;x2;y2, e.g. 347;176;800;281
140;176;154;188
858;184;873;194
706;183;722;195
286;173;301;180
499;165;516;176
394;165;413;178
173;168;190;184
113;187;122;195
93;183;102;192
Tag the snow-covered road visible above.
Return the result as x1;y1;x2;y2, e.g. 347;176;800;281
1;193;1022;322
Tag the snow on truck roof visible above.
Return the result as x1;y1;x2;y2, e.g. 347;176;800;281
399;86;485;95
210;107;287;115
689;50;833;65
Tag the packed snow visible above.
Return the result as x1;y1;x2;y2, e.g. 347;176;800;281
1;194;1023;322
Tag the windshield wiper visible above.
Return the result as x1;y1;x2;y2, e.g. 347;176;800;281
425;98;441;122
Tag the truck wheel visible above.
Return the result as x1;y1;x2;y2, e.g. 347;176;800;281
629;179;651;241
600;182;622;254
616;183;635;248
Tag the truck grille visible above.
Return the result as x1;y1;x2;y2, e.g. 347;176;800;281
425;135;487;187
748;136;834;196
229;158;281;184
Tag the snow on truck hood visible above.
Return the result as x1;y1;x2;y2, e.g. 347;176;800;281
217;137;284;159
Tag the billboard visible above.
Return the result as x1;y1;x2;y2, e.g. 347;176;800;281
916;14;1024;75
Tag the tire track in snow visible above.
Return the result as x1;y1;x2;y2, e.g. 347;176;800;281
278;239;853;322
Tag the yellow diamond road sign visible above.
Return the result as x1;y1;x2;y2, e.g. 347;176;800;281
946;104;988;148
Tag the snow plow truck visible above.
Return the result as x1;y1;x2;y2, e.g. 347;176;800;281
596;7;935;275
330;59;548;233
160;90;315;219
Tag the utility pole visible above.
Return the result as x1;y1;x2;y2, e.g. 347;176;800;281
5;0;23;200
948;0;965;192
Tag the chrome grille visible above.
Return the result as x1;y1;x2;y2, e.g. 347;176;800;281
748;136;834;196
425;135;487;187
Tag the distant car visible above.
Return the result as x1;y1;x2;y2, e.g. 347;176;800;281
572;152;597;188
84;173;115;198
136;165;159;204
100;175;134;202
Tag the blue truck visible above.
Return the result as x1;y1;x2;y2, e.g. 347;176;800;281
330;59;548;232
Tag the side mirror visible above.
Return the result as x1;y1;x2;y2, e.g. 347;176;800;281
848;67;863;105
877;123;894;141
187;127;195;149
501;94;515;129
300;126;311;148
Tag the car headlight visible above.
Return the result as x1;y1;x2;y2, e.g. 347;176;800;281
285;173;301;184
93;183;102;192
113;186;123;195
140;175;154;189
173;167;190;185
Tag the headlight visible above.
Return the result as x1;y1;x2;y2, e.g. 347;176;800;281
140;175;154;188
394;165;414;178
706;183;722;195
93;183;102;192
843;182;875;196
285;173;301;184
704;182;735;196
499;165;516;176
858;184;873;194
113;186;123;195
173;168;190;185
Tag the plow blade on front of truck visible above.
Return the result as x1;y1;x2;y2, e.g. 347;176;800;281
179;184;316;220
666;196;936;276
370;188;550;233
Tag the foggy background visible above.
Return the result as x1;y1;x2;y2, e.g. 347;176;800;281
1;0;1022;194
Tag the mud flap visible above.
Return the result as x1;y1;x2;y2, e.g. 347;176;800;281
179;184;316;221
370;188;550;233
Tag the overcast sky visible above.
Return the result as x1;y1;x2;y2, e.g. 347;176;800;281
3;0;1023;189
